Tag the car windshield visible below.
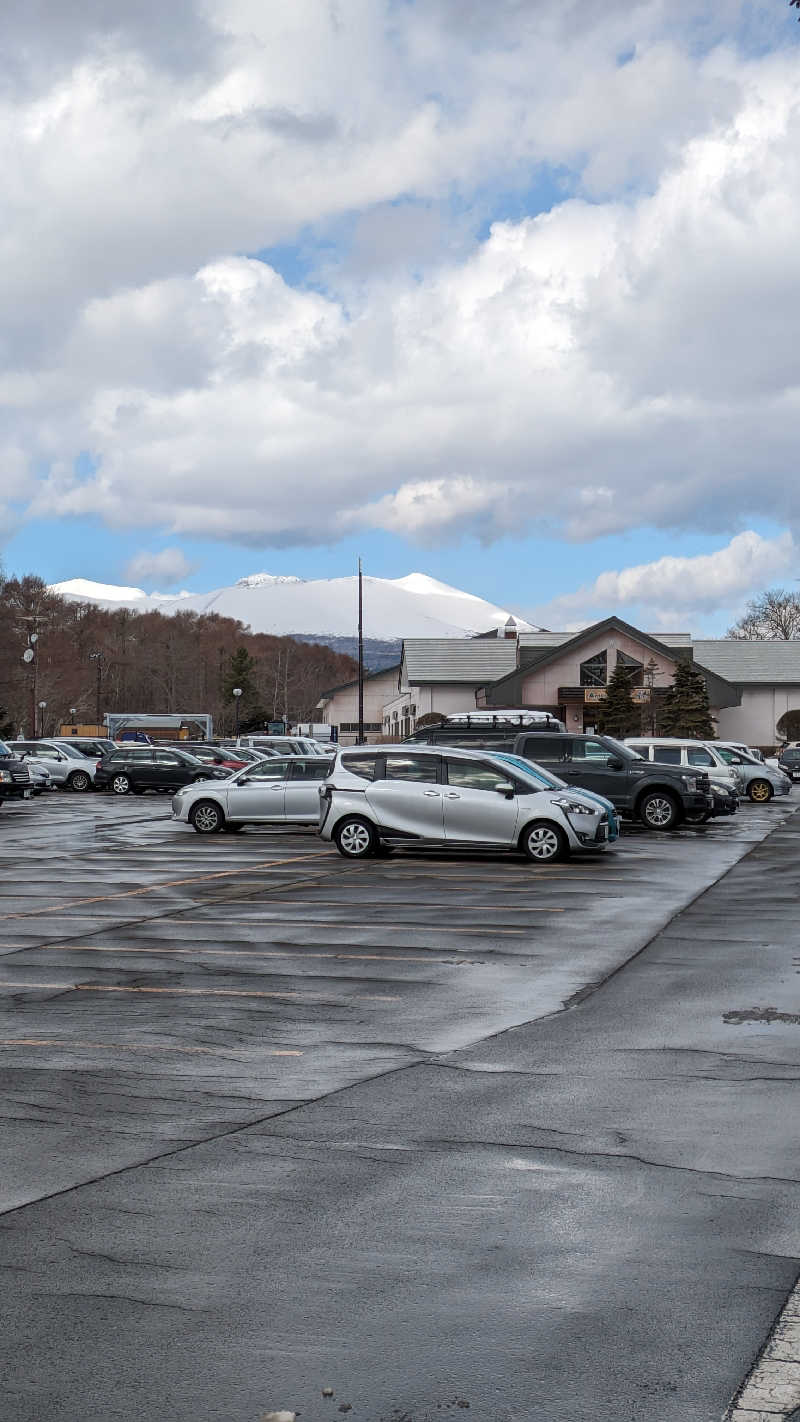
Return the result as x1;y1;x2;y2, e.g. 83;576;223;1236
491;751;565;790
0;740;11;756
780;748;800;762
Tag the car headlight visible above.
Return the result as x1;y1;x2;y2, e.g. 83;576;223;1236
550;796;596;815
0;769;11;783
681;775;699;791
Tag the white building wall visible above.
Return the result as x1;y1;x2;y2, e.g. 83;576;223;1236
318;667;399;744
716;685;800;747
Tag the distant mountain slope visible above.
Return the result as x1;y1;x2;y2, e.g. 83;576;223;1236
51;571;536;641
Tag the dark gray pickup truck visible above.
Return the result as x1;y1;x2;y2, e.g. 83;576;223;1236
508;731;712;830
406;721;712;830
0;738;33;808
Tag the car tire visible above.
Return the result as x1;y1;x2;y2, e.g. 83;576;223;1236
748;779;773;803
639;790;680;831
190;800;225;834
67;770;91;793
111;774;131;795
334;816;377;859
520;819;569;863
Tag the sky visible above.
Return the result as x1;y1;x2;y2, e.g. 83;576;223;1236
1;0;800;635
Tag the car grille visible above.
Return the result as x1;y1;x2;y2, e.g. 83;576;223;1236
11;766;30;783
695;773;711;792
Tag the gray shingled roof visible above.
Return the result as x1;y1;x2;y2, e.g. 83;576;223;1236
692;640;800;684
403;638;518;684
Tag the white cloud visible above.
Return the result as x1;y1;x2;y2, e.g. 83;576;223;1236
124;547;195;587
531;530;796;629
2;3;800;557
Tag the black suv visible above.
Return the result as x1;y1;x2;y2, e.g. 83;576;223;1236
0;739;33;807
777;746;800;782
95;746;229;795
508;732;712;831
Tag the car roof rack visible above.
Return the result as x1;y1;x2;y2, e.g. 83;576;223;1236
427;710;563;729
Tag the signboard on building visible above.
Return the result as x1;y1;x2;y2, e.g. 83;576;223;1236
584;688;606;703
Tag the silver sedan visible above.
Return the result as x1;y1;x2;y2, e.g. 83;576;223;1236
171;756;330;833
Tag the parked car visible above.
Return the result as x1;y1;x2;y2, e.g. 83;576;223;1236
486;731;714;831
777;746;800;783
23;758;53;794
51;736;116;760
238;735;328;757
162;741;250;772
624;738;745;802
9;739;97;791
95;746;229;795
319;745;615;862
709;743;791;802
0;740;33;806
171;755;331;833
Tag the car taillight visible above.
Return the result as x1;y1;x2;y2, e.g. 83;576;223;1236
96;761;103;769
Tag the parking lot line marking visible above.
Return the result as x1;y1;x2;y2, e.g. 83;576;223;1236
0;850;336;921
0;1038;302;1056
150;917;557;931
37;946;472;964
0;981;400;1002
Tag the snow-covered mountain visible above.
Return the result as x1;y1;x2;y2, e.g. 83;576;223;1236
51;571;536;640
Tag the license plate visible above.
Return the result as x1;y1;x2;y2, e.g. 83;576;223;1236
793;773;800;781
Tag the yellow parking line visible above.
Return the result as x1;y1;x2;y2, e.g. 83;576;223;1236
0;851;335;922
0;1038;302;1056
0;981;399;1002
38;946;471;964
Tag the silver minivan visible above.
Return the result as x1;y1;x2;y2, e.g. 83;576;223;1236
624;738;745;798
319;744;614;863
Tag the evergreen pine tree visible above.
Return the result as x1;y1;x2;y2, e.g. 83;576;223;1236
598;660;640;738
658;659;715;738
222;646;258;706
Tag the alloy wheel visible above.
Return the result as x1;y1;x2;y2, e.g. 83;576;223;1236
525;824;563;861
749;779;772;803
337;820;374;857
69;771;90;792
642;795;676;829
111;775;131;795
192;803;223;833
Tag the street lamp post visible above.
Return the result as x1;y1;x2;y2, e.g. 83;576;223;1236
644;658;659;735
38;700;47;738
232;687;242;739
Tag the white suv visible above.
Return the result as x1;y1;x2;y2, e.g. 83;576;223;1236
319;744;614;863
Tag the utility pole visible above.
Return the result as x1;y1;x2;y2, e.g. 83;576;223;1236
357;557;364;744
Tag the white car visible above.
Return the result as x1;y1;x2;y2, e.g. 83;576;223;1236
319;744;614;862
171;756;330;833
9;740;97;791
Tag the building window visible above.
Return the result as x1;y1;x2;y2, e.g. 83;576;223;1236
580;651;607;687
340;722;382;733
616;650;644;686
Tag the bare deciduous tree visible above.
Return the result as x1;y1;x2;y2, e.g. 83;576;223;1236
728;588;800;640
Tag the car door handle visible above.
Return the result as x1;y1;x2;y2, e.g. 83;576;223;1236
423;790;440;797
270;785;284;791
445;792;461;799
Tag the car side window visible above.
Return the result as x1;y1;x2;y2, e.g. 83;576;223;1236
576;739;614;763
521;736;566;762
241;760;288;781
651;747;681;764
341;755;380;781
627;744;649;759
446;760;511;792
383;754;440;783
687;748;714;767
288;760;328;781
156;751;182;766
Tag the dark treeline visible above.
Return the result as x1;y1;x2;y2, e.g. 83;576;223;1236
0;575;357;738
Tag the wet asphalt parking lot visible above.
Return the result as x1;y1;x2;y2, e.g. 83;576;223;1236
1;791;799;1420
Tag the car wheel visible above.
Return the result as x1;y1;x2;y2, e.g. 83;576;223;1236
111;774;131;795
520;820;569;863
190;800;225;834
334;816;377;859
684;808;712;825
639;790;680;831
748;779;772;803
67;770;91;793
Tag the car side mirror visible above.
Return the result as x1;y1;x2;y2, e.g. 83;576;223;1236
494;780;515;797
607;757;624;770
